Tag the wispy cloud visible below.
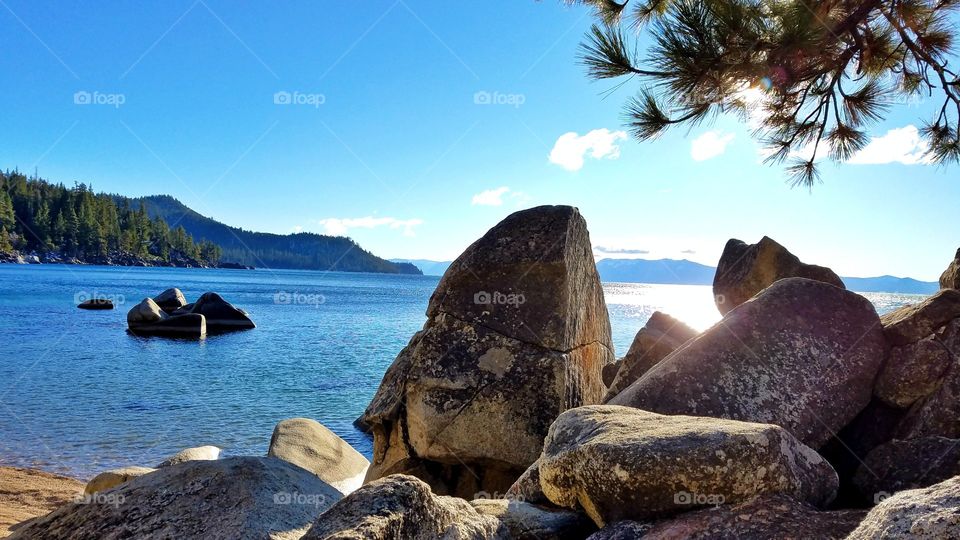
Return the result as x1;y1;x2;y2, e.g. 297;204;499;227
594;246;650;255
691;131;735;161
471;186;511;206
849;125;932;165
549;128;627;171
315;217;424;237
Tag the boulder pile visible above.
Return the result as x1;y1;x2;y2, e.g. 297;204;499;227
126;288;254;337
16;207;960;538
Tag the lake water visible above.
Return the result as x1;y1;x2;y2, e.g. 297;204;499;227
0;265;923;479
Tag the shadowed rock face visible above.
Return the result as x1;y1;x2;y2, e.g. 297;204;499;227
361;205;614;498
881;288;960;346
854;437;960;501
603;311;697;402
536;406;838;527
848;476;960;539
874;337;952;408
713;236;844;315
940;248;960;289
9;457;342;540
469;499;596;540
302;475;505;540
594;494;865;540
611;278;887;449
896;319;960;439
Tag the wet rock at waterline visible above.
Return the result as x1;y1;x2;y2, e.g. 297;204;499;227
126;298;206;338
77;298;114;310
156;445;221;468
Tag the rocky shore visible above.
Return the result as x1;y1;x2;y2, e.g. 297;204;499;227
6;205;960;539
0;249;253;269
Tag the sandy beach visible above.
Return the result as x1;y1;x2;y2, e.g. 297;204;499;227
0;467;83;537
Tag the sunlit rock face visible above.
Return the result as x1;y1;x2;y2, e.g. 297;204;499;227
941;248;960;289
611;277;887;449
360;205;615;498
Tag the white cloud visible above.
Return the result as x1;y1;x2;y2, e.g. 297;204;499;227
315;217;424;237
472;186;511;206
291;225;303;233
691;131;735;161
549;128;627;171
849;125;932;165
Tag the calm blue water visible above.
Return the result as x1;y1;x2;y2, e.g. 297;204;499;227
0;265;922;479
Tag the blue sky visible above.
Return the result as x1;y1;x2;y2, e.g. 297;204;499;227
1;0;957;280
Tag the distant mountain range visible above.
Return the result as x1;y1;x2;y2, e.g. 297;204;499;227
398;257;937;295
128;195;420;274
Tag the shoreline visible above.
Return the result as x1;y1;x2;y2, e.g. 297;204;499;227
0;466;84;538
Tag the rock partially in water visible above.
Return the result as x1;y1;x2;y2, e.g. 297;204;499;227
712;236;844;315
848;475;960;539
9;457;342;540
84;466;155;495
537;405;838;527
302;475;505;540
126;298;206;338
77;298;113;310
156;445;220;468
268;418;369;495
361;205;614;498
187;292;255;331
153;288;187;314
603;311;697;402
611;278;887;449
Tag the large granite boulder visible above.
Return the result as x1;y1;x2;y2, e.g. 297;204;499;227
361;206;614;498
187;292;255;331
712;236;844;315
10;457;341;540
302;475;505;540
126;298;206;338
941;248;960;289
470;499;595;540
592;494;865;540
848;475;960;539
897;319;960;439
153;287;187;313
881;288;960;346
84;466;155;495
268;418;369;495
874;337;952;408
611;278;887;449
855;437;960;502
603;311;697;401
536;405;838;527
156;445;220;467
505;458;550;506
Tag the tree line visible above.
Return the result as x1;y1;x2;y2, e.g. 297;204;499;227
0;170;221;266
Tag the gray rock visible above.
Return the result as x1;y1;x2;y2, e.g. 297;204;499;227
361;206;614;498
631;494;866;540
848;475;960;539
505;459;550;506
603;311;697;402
601;360;621;388
84;466;155;495
855;437;960;502
187;292;255;331
77;299;113;310
875;337;952;408
611;278;887;449
586;521;652;540
153;288;187;313
897;320;960;439
881;288;960;346
268;418;369;495
536;405;838;527
156;445;220;467
712;236;844;315
126;298;206;338
302;475;506;540
941;248;960;290
470;499;595;540
10;457;341;540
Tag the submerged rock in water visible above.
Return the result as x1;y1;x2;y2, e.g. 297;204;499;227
712;236;844;315
268;418;369;495
611;278;886;449
9;457;342;540
77;298;114;310
536;405;838;527
156;445;220;468
361;205;614;498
